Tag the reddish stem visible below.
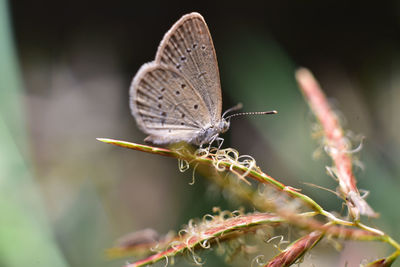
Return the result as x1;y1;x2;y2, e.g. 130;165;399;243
266;231;323;267
296;68;376;218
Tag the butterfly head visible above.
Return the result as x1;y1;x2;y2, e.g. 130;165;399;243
217;118;230;134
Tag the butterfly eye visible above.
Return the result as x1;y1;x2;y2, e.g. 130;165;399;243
194;104;198;110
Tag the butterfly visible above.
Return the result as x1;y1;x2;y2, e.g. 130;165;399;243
130;12;275;146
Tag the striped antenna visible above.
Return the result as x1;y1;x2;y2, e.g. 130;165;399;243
225;110;278;120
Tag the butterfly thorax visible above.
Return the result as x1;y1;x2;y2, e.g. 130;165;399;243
193;119;230;145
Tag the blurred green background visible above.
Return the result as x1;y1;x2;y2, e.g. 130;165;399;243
1;0;399;266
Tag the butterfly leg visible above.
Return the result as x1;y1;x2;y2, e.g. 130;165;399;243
206;134;218;151
215;137;224;150
207;134;224;151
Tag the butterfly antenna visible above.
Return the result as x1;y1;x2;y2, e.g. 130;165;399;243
225;110;278;120
222;103;243;117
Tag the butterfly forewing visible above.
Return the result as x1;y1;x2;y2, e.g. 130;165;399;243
130;62;212;144
155;12;222;122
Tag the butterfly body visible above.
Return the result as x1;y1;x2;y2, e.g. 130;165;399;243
142;118;230;146
192;119;230;146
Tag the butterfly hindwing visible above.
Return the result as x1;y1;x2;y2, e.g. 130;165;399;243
130;62;212;144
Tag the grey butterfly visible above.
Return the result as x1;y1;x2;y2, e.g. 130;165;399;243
130;12;275;146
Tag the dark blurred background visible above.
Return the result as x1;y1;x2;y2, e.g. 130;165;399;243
1;0;400;266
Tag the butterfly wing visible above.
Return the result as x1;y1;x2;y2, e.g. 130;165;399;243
155;12;222;122
130;62;212;144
